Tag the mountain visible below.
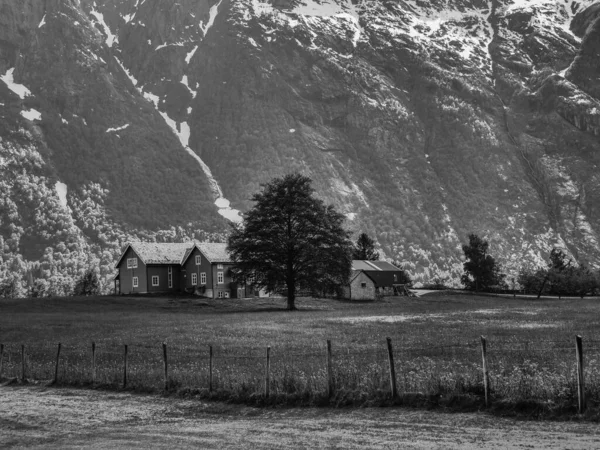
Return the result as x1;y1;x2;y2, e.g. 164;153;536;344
1;0;599;294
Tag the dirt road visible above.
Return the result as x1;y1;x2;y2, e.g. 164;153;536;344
1;386;599;449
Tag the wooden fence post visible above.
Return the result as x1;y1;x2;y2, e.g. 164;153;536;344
53;343;62;384
576;335;586;413
91;342;96;385
209;345;213;393
21;345;25;381
0;344;4;379
386;337;397;399
327;340;333;398
480;336;489;407
123;344;128;388
162;342;168;390
265;346;271;399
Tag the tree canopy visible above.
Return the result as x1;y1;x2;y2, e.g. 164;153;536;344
353;232;380;261
461;233;505;292
227;173;353;310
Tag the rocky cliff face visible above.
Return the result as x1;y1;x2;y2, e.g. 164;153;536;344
1;0;599;293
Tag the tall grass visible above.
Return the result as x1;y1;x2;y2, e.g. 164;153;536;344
2;294;600;416
2;337;599;414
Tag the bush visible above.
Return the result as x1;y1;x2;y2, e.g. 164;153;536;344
0;278;19;299
73;269;100;296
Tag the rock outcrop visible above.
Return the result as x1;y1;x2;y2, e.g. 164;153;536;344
1;0;599;293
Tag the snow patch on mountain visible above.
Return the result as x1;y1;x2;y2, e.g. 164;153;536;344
90;8;117;48
185;45;198;64
181;75;197;98
106;124;129;133
114;57;138;86
55;181;68;208
1;68;32;99
20;109;41;121
200;0;223;37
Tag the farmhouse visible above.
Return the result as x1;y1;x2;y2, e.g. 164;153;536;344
114;242;261;298
344;260;406;300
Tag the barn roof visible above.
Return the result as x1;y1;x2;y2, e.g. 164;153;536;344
352;260;401;271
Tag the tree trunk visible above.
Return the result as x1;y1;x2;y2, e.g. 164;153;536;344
287;290;296;310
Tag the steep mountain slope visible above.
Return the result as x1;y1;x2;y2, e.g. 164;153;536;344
1;0;599;293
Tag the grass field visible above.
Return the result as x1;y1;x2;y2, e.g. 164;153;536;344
1;293;600;417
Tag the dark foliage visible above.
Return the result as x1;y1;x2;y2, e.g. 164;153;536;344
73;269;100;296
353;233;380;261
461;234;505;292
228;173;353;310
0;278;18;299
519;248;600;297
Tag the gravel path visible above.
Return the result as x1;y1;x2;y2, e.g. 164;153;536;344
1;386;599;449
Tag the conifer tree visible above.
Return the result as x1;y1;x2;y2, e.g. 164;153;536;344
353;233;380;261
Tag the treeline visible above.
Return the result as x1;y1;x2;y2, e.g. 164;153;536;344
461;234;600;297
518;249;600;298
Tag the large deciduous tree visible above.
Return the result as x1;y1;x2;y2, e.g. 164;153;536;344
228;173;353;310
353;232;380;261
461;234;505;292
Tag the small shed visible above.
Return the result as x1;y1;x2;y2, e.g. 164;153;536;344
344;270;377;300
344;260;406;300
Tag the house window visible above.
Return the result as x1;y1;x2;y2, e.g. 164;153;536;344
217;272;224;284
361;282;367;288
191;273;197;286
200;272;206;285
393;274;398;282
195;255;201;265
224;292;230;299
217;264;224;269
168;267;172;288
218;291;224;298
127;258;138;269
152;275;159;287
132;276;138;288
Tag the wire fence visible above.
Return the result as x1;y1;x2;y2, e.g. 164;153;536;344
0;336;597;410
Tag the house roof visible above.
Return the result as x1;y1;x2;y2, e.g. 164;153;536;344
115;242;194;268
349;270;376;284
198;243;231;263
179;242;233;266
352;260;402;271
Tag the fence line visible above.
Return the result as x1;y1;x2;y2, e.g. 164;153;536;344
0;336;596;412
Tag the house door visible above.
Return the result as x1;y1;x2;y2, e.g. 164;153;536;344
237;288;244;299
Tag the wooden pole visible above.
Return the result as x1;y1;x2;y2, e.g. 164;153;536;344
265;346;271;399
209;345;213;393
480;336;489;407
91;342;96;385
576;335;586;413
21;345;25;381
162;342;168;390
0;344;4;379
386;337;397;399
53;343;62;384
123;344;128;388
327;340;333;398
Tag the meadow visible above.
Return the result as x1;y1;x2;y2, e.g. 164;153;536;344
1;292;600;417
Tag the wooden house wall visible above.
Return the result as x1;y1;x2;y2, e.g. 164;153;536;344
146;265;179;293
118;247;147;294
